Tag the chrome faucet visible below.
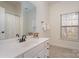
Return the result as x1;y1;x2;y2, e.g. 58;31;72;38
16;34;19;37
19;35;26;42
22;35;26;41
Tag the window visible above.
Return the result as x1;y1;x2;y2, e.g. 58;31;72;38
61;12;79;41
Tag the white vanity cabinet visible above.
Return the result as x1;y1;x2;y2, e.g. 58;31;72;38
16;40;49;58
16;54;24;58
0;38;49;58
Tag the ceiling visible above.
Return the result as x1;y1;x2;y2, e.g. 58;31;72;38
4;1;21;7
48;1;79;4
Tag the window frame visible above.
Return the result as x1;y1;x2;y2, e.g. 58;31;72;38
60;12;79;42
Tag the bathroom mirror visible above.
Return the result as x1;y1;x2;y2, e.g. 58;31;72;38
0;1;36;40
22;2;36;35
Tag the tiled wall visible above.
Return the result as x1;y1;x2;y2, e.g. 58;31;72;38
49;45;79;58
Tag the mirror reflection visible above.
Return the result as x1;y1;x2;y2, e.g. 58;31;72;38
0;1;36;40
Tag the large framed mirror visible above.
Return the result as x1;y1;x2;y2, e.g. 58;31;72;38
0;1;36;40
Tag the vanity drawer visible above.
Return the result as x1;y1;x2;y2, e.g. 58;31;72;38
16;54;24;58
44;48;49;57
34;49;45;58
34;48;49;58
24;42;45;58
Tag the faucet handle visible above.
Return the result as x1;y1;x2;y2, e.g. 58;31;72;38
22;35;26;39
22;35;26;41
16;34;19;37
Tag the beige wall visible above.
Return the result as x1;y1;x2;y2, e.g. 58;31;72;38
49;1;79;49
30;1;50;37
1;1;49;37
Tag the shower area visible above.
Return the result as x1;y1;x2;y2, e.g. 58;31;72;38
0;2;21;40
5;13;20;39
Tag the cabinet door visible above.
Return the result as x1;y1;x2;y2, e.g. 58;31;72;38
24;51;34;58
44;49;49;58
34;41;49;58
16;54;24;58
44;40;49;56
24;42;45;58
34;50;45;58
36;49;49;58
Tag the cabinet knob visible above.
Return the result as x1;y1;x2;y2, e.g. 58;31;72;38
47;48;48;49
1;31;4;33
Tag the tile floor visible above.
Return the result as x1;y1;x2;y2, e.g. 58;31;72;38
49;45;79;58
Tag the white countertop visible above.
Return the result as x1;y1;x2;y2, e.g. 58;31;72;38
0;38;48;58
